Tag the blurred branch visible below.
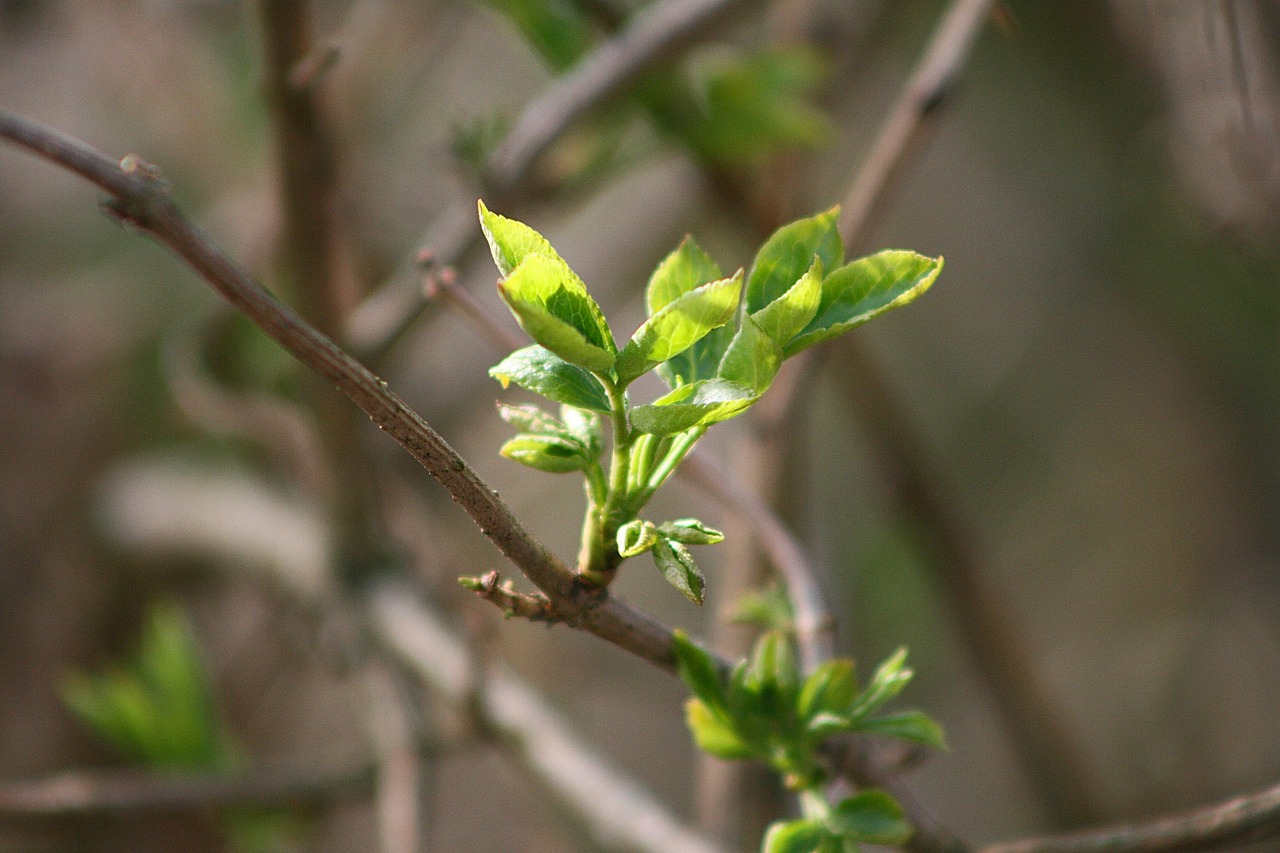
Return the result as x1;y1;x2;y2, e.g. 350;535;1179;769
838;0;995;251
0;763;373;818
0;108;680;671
981;777;1280;853
365;662;432;853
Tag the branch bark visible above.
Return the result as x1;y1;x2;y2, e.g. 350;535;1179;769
0;108;677;671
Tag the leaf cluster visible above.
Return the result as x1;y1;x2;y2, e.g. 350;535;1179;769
477;201;941;600
673;631;945;852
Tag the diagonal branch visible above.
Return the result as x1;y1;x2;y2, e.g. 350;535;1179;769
0;108;676;671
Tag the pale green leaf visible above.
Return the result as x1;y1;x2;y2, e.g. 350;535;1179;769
478;199;562;276
629;378;757;435
497;403;575;440
753;255;822;346
762;818;829;853
686;699;755;760
646;236;724;315
617;519;659;558
500;434;589;473
785;251;942;356
717;313;782;394
657;518;724;545
849;647;913;720
796;659;858;722
746;207;843;313
616;272;742;385
490;346;610;412
498;253;615;371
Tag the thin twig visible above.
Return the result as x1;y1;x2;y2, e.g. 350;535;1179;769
0;108;679;671
0;763;374;818
838;0;995;252
484;0;759;195
980;778;1280;853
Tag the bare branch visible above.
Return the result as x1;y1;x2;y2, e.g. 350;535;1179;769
981;778;1280;853
0;109;678;671
838;0;995;251
0;763;373;818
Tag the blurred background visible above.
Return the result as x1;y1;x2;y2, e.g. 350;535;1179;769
1;1;1279;851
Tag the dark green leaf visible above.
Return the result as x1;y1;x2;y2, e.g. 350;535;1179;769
616;272;742;385
786;252;942;356
717;313;782;394
630;378;757;435
745;631;799;715
657;518;724;545
859;710;947;750
753;255;823;347
828;791;911;846
653;538;705;604
796;660;858;722
672;630;729;716
498;253;615;371
646;236;724;315
746;207;843;313
762;818;829;853
490;345;611;413
685;699;755;760
616;519;659;558
849;648;913;720
499;434;589;473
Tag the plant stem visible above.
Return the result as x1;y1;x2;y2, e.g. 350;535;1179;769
578;376;633;584
642;426;706;498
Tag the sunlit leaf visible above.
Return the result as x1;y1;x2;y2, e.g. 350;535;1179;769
498;252;616;371
685;699;755;760
646;236;724;315
500;433;590;473
746;206;843;313
630;378;756;435
490;345;611;413
762;818;829;853
616;272;742;385
717;313;782;394
657;518;724;545
753;255;823;347
617;519;659;558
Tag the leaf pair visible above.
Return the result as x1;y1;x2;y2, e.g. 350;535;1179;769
616;518;725;604
497;402;602;474
762;792;911;853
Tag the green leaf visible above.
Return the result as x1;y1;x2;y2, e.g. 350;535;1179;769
796;659;858;722
497;402;576;440
478;0;593;72
728;585;794;631
685;698;756;760
806;711;856;740
617;519;659;558
746;207;843;313
630;378;757;435
753;255;823;347
745;630;799;717
653;538;705;604
718;313;783;394
785;251;942;357
762;818;829;853
646;236;724;315
672;630;729;717
490;345;611;413
560;405;603;456
616;272;742;385
498;253;616;371
478;199;563;277
660;324;733;388
849;648;913;720
828;791;911;846
859;710;947;750
657;518;724;545
500;434;590;473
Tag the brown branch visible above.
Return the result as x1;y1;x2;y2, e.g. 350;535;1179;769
981;778;1280;853
0;763;373;818
0;108;679;671
838;0;996;252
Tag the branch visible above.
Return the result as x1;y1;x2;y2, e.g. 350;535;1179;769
0;763;373;818
838;0;995;251
981;779;1280;853
0;108;677;671
483;0;760;196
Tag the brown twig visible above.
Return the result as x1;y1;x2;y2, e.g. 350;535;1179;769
0;108;679;671
838;0;996;252
980;778;1280;853
0;763;373;818
460;570;559;623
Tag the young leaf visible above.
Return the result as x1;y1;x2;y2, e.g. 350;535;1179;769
646;236;724;315
499;434;590;473
805;711;856;740
672;630;729;718
478;199;563;276
848;647;913;720
858;710;947;750
497;402;576;440
752;255;823;346
796;659;857;722
746;207;843;313
559;404;603;455
685;699;755;760
659;324;733;389
762;818;829;853
717;313;782;394
615;272;742;385
617;519;659;557
498;253;616;371
653;538;705;604
785;251;942;356
490;345;611;413
657;518;724;545
827;791;912;846
629;378;756;435
745;630;799;716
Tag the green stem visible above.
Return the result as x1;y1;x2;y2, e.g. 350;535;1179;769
578;375;632;584
638;426;705;502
